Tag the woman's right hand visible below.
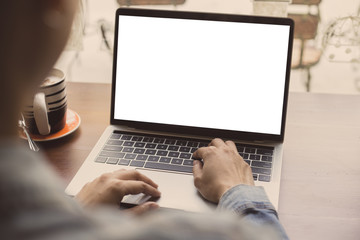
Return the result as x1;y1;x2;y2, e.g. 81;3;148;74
192;138;254;203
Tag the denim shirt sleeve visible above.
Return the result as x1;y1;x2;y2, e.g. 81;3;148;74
217;185;289;240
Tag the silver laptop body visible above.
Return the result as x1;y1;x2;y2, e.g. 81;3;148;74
66;9;294;212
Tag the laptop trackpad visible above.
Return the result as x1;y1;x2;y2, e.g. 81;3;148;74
121;169;216;212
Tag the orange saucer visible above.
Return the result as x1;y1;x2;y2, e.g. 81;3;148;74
20;109;81;142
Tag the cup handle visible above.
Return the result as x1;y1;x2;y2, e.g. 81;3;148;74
33;92;51;135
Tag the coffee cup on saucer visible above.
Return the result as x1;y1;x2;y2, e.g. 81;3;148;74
23;69;67;135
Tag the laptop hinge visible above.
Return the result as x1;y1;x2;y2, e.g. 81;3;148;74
251;140;280;146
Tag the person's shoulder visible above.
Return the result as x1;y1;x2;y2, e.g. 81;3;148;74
0;141;68;206
94;209;281;240
0;141;46;173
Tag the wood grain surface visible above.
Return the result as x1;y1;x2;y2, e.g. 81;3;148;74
280;92;360;240
38;82;111;183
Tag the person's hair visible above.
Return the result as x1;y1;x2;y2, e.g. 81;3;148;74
0;0;77;123
0;0;76;85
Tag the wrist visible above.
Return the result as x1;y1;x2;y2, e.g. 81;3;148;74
218;180;255;202
218;184;240;202
217;183;243;203
218;185;275;214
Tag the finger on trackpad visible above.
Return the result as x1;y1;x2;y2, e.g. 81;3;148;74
122;193;152;206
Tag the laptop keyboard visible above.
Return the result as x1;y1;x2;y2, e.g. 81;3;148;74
95;131;274;182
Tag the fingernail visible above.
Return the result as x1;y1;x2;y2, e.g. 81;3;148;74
149;202;159;210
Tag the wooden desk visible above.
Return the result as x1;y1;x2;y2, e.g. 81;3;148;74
39;82;111;182
39;82;360;240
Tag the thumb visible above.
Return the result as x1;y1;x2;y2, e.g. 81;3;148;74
125;202;159;216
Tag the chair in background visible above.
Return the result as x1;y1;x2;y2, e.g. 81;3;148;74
289;0;322;92
292;0;321;17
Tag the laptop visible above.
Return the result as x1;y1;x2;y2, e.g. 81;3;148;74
66;8;294;212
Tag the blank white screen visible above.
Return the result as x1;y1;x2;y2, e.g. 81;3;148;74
114;15;290;135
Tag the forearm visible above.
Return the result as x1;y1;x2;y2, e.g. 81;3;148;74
217;185;289;240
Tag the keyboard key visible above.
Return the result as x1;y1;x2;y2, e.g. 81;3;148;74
262;156;273;162
145;162;193;173
183;160;193;166
125;154;136;160
252;161;272;168
245;148;256;154
179;147;191;152
131;136;143;141
168;145;180;151
180;153;191;159
250;154;261;160
145;149;156;155
143;137;154;143
187;141;199;147
107;140;124;146
123;147;134;153
159;157;171;163
251;167;271;175
259;175;271;182
145;143;156;149
154;138;165;144
136;155;148;161
134;148;145;154
190;148;197;153
253;174;258;181
103;145;123;152
175;140;187;146
118;159;130;166
236;146;245;152
239;153;249;159
156;144;167;150
110;133;121;139
165;139;176;145
148;156;160;162
198;142;208;147
245;160;251;165
123;141;135;147
130;160;145;167
106;158;119;165
168;152;180;158
100;151;125;158
257;149;274;156
121;135;132;140
157;150;168;156
134;142;146;148
95;157;107;163
171;158;183;165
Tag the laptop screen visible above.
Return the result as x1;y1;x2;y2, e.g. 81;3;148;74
112;9;293;140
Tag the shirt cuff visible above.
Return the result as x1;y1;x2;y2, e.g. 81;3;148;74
217;184;276;215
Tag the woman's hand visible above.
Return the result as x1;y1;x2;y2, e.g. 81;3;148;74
192;138;254;203
75;169;161;214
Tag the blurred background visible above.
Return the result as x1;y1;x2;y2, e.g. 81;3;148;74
56;0;360;94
